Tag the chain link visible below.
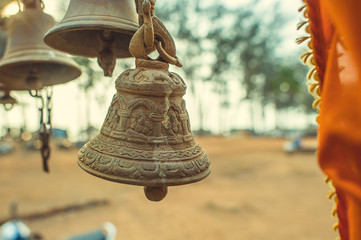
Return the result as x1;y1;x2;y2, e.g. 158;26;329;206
29;88;53;172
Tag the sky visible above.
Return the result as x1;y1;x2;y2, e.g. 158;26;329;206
0;0;308;139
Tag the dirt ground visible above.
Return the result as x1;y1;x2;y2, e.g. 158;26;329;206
0;137;338;240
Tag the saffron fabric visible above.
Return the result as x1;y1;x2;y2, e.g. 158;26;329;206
310;0;361;239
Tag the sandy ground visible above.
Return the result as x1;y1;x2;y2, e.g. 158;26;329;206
0;137;338;240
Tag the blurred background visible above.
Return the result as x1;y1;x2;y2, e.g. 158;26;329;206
0;0;337;239
0;0;317;138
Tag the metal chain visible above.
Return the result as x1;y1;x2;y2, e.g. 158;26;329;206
29;88;53;172
40;0;45;9
40;88;52;172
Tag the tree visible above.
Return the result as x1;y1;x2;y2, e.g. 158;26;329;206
156;0;212;132
154;0;300;133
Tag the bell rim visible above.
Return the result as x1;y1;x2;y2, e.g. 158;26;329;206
0;83;34;91
0;55;82;89
46;14;138;32
0;57;81;76
0;58;81;74
0;78;30;91
44;16;138;58
78;158;211;187
78;142;211;187
44;21;138;40
0;79;43;90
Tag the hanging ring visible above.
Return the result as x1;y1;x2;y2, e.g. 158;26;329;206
28;90;39;98
3;104;14;111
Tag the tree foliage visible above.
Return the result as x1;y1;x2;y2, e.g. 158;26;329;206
155;0;313;132
68;0;312;133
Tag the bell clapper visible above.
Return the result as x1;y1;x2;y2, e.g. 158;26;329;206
98;30;116;77
25;67;43;90
26;75;43;90
144;186;168;201
1;90;17;111
102;30;112;40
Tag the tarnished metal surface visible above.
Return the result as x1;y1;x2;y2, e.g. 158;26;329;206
0;6;81;90
44;0;139;76
78;61;210;201
78;0;210;202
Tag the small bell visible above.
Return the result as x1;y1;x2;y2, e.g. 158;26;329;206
0;2;81;90
0;92;17;104
43;0;139;77
78;0;210;201
0;87;18;110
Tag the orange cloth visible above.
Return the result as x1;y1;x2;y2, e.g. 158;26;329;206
309;0;361;239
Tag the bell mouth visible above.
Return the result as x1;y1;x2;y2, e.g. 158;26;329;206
78;135;211;187
0;95;17;105
0;59;81;90
25;75;42;90
0;9;82;89
44;22;138;58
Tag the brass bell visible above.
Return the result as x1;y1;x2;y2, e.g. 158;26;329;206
43;0;139;77
78;60;210;201
0;3;81;90
78;0;210;201
0;90;17;105
0;84;18;110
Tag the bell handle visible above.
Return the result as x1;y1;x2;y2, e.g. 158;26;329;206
130;0;182;67
28;89;39;98
155;40;182;67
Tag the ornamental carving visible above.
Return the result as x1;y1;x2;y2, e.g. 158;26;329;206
78;0;210;201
